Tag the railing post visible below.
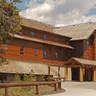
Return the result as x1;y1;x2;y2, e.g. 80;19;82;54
5;87;8;96
58;82;61;90
54;84;57;92
36;85;39;95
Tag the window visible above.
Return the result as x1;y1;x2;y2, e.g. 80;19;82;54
34;49;38;56
44;35;47;40
44;50;47;57
87;41;89;46
20;46;24;55
55;53;58;58
4;44;8;54
31;32;34;37
20;75;24;81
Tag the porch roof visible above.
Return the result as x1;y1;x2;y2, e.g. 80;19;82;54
0;59;58;75
64;57;96;66
10;34;73;49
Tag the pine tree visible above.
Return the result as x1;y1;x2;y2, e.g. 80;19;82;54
0;0;21;44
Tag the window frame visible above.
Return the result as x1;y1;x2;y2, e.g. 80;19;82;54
20;46;24;55
44;50;47;57
31;32;35;37
44;35;47;40
55;52;58;58
34;49;38;56
4;44;8;54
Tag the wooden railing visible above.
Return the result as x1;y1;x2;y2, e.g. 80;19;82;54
0;81;61;96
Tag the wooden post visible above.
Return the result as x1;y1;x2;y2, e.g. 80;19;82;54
93;68;96;82
48;66;51;81
36;85;39;95
64;66;68;81
58;66;60;80
80;66;83;82
58;82;61;90
54;84;57;91
5;87;8;96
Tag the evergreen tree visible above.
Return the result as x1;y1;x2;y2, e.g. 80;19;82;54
0;0;21;44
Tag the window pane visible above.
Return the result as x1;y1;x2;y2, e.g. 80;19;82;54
4;44;8;49
44;35;47;40
55;53;58;58
44;50;47;57
20;46;24;51
20;46;24;55
34;49;37;56
4;44;8;54
31;32;34;37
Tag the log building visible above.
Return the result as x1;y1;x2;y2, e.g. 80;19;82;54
54;23;96;82
0;18;96;82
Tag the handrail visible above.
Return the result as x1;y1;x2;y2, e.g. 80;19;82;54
0;81;61;96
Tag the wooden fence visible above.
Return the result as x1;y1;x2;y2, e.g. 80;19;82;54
0;81;61;96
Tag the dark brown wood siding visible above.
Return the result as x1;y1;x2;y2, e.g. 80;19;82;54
70;40;83;58
20;26;70;44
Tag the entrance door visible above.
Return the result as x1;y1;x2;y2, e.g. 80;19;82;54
84;68;93;81
71;68;80;81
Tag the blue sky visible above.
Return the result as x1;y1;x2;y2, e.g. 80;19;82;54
15;0;28;11
86;8;96;16
15;0;44;11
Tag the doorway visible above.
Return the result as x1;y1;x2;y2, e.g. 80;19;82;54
84;68;93;81
71;68;80;81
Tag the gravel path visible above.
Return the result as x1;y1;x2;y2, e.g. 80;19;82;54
44;82;96;96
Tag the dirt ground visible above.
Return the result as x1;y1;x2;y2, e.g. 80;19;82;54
45;82;96;96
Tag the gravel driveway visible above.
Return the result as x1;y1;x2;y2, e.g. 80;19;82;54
45;82;96;96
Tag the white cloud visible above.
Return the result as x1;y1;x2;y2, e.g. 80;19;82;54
20;0;96;26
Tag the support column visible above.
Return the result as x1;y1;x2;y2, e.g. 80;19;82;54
58;66;60;80
64;66;68;81
93;68;96;82
80;66;84;82
48;66;51;81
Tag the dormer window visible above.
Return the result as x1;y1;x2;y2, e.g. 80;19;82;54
31;32;34;37
44;35;47;40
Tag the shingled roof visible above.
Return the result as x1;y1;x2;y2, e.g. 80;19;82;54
0;59;64;76
53;23;96;41
21;18;71;38
65;57;96;66
21;18;54;33
21;18;96;41
11;34;73;49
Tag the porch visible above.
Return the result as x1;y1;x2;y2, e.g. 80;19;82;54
64;58;96;82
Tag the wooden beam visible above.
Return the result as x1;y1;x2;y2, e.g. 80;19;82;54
48;66;51;81
64;65;81;68
80;67;84;82
58;66;60;80
93;68;96;82
64;66;68;81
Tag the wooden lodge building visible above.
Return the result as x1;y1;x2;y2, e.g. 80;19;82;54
0;18;96;82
